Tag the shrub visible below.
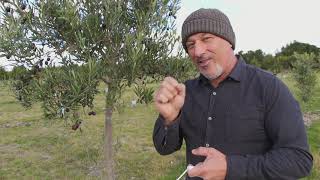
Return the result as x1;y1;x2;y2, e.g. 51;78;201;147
292;53;317;102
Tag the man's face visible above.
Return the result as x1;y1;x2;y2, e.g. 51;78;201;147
185;33;232;80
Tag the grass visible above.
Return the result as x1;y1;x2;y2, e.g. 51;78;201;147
279;72;320;179
0;72;319;179
269;72;320;179
279;71;320;113
0;83;185;180
304;121;320;179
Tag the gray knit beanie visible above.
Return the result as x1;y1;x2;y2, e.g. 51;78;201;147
181;8;236;51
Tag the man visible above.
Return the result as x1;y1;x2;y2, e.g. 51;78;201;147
152;8;313;180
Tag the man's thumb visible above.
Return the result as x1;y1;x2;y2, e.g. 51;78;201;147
176;83;185;96
192;147;212;157
187;162;204;177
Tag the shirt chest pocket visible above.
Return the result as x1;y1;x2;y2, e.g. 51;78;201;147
225;105;266;142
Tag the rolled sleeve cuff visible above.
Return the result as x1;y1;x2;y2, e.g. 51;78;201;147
159;114;180;129
158;114;181;146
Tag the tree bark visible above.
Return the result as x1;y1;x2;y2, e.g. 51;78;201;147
104;106;115;180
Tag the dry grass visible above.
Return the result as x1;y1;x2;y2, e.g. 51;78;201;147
0;83;185;179
0;72;319;179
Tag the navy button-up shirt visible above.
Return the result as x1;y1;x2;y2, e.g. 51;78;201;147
153;56;313;180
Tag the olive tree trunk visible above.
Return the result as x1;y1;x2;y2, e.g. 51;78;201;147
104;106;114;180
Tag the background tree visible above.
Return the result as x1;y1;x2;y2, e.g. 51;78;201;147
239;49;265;67
0;66;9;80
275;41;320;70
277;41;320;57
8;65;28;80
238;42;320;74
0;0;183;179
292;52;318;103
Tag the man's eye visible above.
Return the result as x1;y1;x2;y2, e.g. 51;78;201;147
186;44;194;49
203;37;213;41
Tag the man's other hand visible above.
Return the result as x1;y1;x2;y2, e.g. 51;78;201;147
188;147;227;180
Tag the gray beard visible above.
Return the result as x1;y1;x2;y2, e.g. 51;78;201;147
202;63;223;80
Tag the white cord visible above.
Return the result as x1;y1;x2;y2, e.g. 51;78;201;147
176;165;194;180
176;168;188;180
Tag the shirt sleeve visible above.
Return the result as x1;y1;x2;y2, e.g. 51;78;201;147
226;76;313;180
153;113;183;155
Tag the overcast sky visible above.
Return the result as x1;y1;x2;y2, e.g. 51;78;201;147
176;0;320;54
2;0;320;69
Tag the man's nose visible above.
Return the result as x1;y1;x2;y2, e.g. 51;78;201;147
193;42;206;57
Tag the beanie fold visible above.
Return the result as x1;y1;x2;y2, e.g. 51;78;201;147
181;9;236;51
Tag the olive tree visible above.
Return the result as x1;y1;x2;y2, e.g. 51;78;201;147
292;52;317;103
0;0;182;179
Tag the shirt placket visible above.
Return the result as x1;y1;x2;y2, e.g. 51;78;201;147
204;89;217;148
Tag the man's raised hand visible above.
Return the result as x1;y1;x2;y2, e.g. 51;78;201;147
154;77;186;125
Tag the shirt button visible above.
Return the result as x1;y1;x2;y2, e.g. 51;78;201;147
208;117;212;121
212;91;217;96
206;143;210;147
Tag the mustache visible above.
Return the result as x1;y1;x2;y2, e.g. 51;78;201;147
195;54;211;62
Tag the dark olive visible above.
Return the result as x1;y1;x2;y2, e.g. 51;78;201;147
101;23;107;30
5;7;11;13
21;4;26;10
88;111;96;116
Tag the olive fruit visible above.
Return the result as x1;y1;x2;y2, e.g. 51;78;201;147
5;7;11;13
88;111;96;116
21;4;27;10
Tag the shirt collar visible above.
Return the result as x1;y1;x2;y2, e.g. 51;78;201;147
228;55;245;82
198;55;246;85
